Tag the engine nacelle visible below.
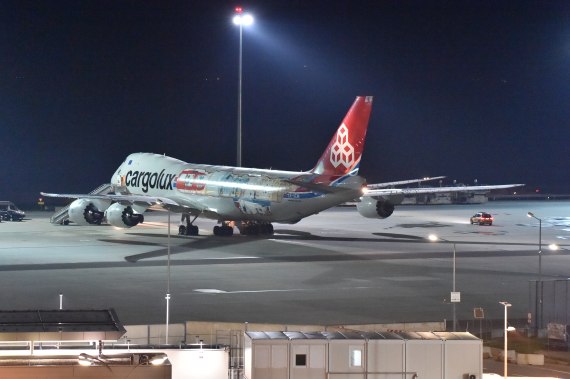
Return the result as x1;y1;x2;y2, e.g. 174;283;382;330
105;203;145;228
356;196;396;219
68;199;112;225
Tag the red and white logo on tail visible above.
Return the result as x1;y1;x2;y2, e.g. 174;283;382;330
330;123;354;168
311;96;373;179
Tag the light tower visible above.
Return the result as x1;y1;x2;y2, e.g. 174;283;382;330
232;7;254;167
499;301;515;379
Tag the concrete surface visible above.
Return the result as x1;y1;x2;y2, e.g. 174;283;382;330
0;200;569;328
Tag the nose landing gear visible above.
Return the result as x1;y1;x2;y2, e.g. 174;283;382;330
178;213;199;236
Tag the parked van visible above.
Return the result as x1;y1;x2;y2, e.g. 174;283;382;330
0;201;26;221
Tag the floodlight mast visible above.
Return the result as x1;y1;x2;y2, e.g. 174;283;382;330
233;7;254;167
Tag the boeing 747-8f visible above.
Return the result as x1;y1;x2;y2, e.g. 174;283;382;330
42;96;523;236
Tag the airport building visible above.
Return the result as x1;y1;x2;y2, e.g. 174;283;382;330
0;309;483;379
244;330;481;379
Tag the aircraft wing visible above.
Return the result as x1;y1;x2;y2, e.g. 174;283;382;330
40;192;227;222
40;192;180;207
363;183;524;197
366;176;446;189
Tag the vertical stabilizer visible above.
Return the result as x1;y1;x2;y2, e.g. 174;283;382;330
311;96;373;178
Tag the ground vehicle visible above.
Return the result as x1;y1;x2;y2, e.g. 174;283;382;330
470;211;493;225
0;201;26;221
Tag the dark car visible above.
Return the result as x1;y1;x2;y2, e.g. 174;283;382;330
0;201;26;221
470;211;493;226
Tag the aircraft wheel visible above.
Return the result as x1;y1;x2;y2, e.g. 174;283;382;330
214;225;233;237
257;224;274;235
186;225;199;236
178;225;187;235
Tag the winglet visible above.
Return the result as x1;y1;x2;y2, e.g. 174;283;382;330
311;96;373;178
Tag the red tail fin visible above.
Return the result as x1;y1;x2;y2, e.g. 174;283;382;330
311;96;373;177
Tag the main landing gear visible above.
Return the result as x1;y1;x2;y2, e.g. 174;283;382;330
213;223;234;236
237;222;274;236
212;221;274;237
178;213;199;236
179;216;275;237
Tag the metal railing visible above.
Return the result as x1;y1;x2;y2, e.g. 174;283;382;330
50;183;113;224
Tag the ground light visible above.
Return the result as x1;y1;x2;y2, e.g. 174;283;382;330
149;353;168;366
77;353;93;366
548;243;569;252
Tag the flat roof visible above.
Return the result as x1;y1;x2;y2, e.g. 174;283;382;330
246;331;479;341
0;309;126;341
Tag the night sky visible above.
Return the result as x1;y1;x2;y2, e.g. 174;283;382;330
2;0;569;205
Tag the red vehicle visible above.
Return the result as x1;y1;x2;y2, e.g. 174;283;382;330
470;212;493;226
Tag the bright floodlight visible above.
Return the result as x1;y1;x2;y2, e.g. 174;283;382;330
427;234;439;242
150;353;168;366
233;13;254;26
549;244;559;251
78;353;93;366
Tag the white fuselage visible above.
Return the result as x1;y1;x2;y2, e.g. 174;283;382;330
111;153;364;223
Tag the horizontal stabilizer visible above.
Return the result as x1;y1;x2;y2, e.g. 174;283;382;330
363;183;524;197
284;179;352;194
367;176;446;189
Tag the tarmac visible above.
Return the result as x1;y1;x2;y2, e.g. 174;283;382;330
3;200;570;377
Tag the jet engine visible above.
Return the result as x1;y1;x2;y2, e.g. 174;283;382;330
105;203;145;228
68;199;111;225
356;195;403;219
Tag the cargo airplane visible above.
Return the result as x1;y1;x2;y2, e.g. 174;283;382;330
41;96;523;236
